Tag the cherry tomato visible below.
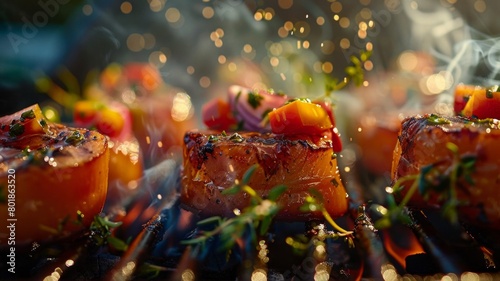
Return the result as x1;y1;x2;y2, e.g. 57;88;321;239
462;85;500;119
269;100;333;135
96;107;125;139
100;63;122;91
123;63;162;92
74;100;98;127
202;98;237;131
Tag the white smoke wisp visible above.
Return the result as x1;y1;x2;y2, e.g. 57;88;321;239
397;1;500;114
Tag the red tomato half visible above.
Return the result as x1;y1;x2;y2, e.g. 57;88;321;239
95;108;125;139
202;98;237;131
74;100;99;127
123;63;162;91
462;85;500;119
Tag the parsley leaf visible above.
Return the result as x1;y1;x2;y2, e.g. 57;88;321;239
247;91;264;109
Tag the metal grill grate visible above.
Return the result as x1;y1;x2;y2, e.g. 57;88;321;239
2;158;500;281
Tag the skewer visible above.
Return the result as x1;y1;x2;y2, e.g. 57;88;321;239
404;207;490;274
103;159;181;281
405;207;463;274
460;223;498;270
104;213;165;281
353;204;389;279
339;153;395;279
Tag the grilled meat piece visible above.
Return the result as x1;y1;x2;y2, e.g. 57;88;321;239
392;114;500;228
181;130;349;220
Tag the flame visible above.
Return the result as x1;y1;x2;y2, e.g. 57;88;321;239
382;227;424;269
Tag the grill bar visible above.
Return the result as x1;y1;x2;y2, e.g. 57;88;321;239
105;213;164;281
354;205;390;279
405;207;494;275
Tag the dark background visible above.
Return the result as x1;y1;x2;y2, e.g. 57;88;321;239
0;0;499;117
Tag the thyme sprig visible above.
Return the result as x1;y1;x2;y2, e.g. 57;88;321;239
181;164;287;251
134;263;169;279
89;215;128;251
286;189;356;256
296;189;354;249
375;142;477;229
300;189;352;235
325;50;372;96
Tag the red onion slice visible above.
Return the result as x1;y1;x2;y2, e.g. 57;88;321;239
227;85;288;132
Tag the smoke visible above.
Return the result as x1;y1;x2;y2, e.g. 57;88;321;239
403;1;500;88
441;34;500;87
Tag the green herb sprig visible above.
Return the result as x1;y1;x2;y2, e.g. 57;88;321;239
325;50;372;96
181;164;287;251
135;263;169;279
286;189;357;256
375;142;476;229
89;215;128;251
299;189;354;246
248;91;264;109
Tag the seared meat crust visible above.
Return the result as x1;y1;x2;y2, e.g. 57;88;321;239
392;115;500;228
181;130;348;220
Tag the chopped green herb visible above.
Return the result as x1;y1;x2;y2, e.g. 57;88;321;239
485;85;499;99
286;98;311;105
247;91;264;109
40;210;86;236
299;189;354;245
486;90;494;99
208;135;219;142
9;123;25;137
89;215;127;250
39;119;47;127
261;109;272;120
229;133;244;143
426;114;451;125
474;118;498;126
135;263;168;279
324;50;372;96
65;130;84;145
330;178;339;187
235;120;245;131
76;210;85;224
275;90;286;96
234;91;242;111
21;147;32;156
21;109;35;120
